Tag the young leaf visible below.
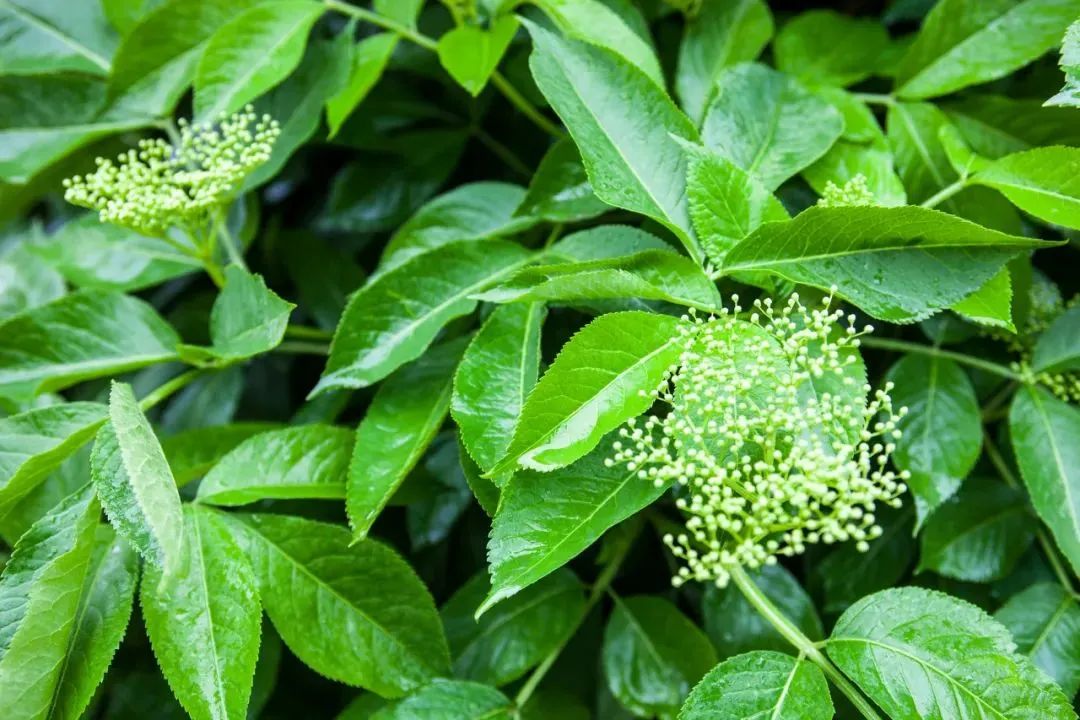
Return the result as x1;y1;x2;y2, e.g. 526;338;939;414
0;290;179;401
601;596;717;718
894;0;1080;100
348;337;467;539
193;0;323;120
774;9;888;88
474;251;721;312
196;424;352;505
142;505;261;720
313;240;528;395
675;0;773;124
0;487;108;720
514;140;608;223
229;513;450;697
523;19;702;260
489;311;683;475
180;266;294;364
326;33;398;138
972;146;1080;230
452;303;544;480
995;583;1080;698
1032;304;1080;374
0;401;106;515
918;478;1034;582
481;446;668;614
90;382;185;580
678;651;834;720
1009;386;1080;576
370;679;513;720
888;354;982;522
1048;19;1080;107
379;182;532;273
703;564;823;659
683;144;788;267
441;569;585;686
0;0;115;76
437;16;518;97
701;63;843;191
827;586;1074;719
723;205;1056;322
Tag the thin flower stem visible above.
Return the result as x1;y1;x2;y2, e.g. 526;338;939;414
213;209;247;271
983;432;1076;592
729;567;885;720
514;522;639;710
276;340;331;356
285;324;334;341
920;178;967;209
323;0;565;139
859;336;1023;381
138;369;204;411
852;92;895;107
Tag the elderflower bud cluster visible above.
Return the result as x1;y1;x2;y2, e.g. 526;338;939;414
817;174;877;208
1015;361;1080;404
64;107;279;238
607;292;908;588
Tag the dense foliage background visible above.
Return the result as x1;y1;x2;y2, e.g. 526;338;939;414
2;0;1080;718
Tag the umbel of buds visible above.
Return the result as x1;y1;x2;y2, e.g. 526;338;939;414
608;293;909;588
63;106;279;239
817;174;877;208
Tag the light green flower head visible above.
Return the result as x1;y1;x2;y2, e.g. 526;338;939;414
63;106;279;238
608;292;908;588
817;174;877;208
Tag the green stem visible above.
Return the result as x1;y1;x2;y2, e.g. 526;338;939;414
472;126;531;177
138;369;204;411
729;567;885;720
323;0;565;139
920;178;967;209
285;324;334;341
213;209;247;271
983;432;1076;592
276;340;331;356
852;92;895;107
514;525;637;710
859;337;1022;381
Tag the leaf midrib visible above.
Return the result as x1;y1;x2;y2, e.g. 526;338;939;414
0;0;110;71
1023;389;1080;566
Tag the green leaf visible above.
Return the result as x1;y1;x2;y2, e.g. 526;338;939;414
995;583;1080;698
703;564;823;659
0;0;115;76
523;19;701;259
545;225;675;263
0;401;106;516
887;101;958;204
441;569;585;686
533;0;663;87
0;486;104;720
894;0;1080;100
452;303;544;480
162;422;279;487
1009;386;1080;576
601;595;717;718
951;268;1014;331
34;215;199;292
481;446;668;614
945;94;1080;160
827;586;1074;719
326;33;398;138
380;183;532;273
142;505;260;720
180;267;294;364
1033;304;1080;373
1048;19;1080;107
678;651;834;720
774;9;889;88
475;251;721;312
918;478;1034;582
490;311;683;475
370;679;513;720
192;0;322;120
197;424;352;505
683;144;788;268
373;0;422;28
0;243;65;323
437;16;518;97
723;205;1054;322
514;140;608;223
230;513;450;697
888;354;982;522
348;337;466;539
972;147;1080;230
313;239;528;394
281;233;365;332
701;63;843;191
90;381;184;580
0;290;179;401
675;0;773;124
